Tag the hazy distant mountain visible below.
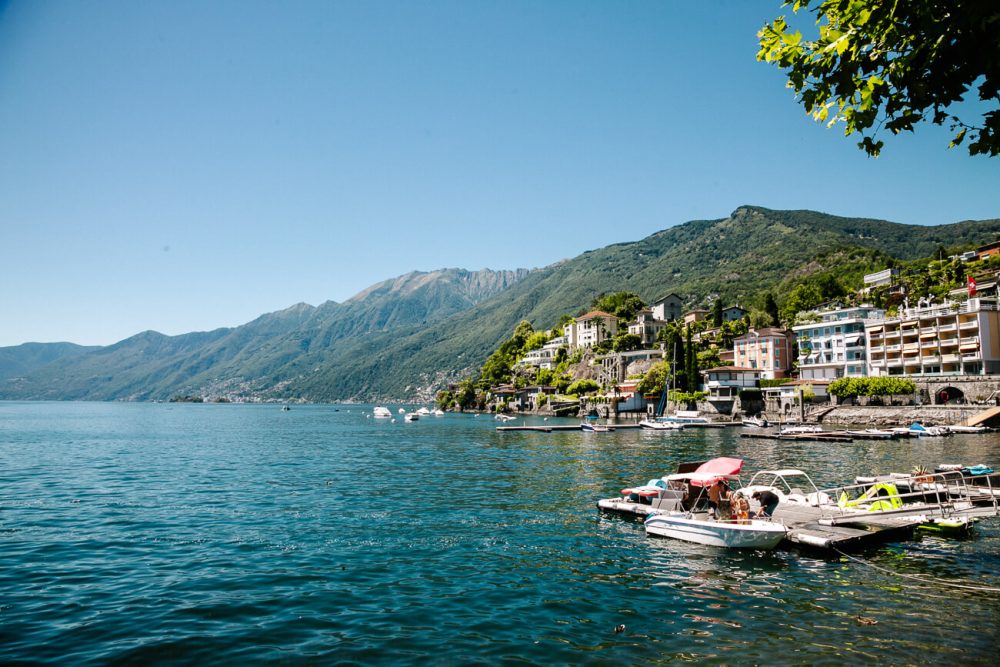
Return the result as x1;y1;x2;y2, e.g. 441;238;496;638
2;207;998;402
0;268;531;401
0;342;99;387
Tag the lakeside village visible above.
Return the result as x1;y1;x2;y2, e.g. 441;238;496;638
436;240;1000;432
433;244;1000;553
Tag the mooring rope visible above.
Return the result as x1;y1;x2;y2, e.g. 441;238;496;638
833;547;1000;593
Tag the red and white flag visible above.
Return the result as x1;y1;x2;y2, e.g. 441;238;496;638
968;275;977;297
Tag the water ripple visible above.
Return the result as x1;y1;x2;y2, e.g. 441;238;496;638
1;402;998;664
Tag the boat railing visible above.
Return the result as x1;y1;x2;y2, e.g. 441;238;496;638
813;470;995;524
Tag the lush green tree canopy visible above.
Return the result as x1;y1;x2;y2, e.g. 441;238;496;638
637;361;671;396
758;0;1000;156
591;292;648;322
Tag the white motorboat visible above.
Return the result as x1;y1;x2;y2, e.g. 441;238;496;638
742;415;769;428
778;424;824;434
581;422;612;432
416;407;432;416
495;414;516;422
404;413;419;422
662;411;710;424
373;406;392;419
642;473;786;549
639;419;684;430
945;424;988;433
644;512;787;549
433;409;445;416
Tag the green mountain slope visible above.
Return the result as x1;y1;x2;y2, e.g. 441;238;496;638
2;207;998;402
0;268;530;401
0;342;99;384
285;206;1000;399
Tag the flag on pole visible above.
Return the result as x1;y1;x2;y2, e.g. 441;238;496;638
968;275;977;297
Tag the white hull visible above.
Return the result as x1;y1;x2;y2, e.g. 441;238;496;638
639;420;684;430
373;406;392;419
644;514;786;549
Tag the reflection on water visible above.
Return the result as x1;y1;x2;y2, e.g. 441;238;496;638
0;402;998;664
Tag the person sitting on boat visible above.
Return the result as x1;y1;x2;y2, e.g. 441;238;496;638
752;490;780;518
731;491;751;524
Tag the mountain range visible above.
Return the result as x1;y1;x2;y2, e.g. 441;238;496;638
3;205;999;402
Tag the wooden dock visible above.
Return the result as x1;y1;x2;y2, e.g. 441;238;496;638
497;422;742;432
773;503;919;549
964;405;1000;427
740;431;855;443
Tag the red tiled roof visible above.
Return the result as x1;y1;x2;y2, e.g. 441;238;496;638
576;310;615;320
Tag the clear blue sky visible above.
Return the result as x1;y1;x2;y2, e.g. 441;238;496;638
1;1;997;347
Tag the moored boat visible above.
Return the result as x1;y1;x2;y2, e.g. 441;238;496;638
895;422;952;437
778;424;824;435
639;419;684;430
581;423;612;432
642;472;786;549
373;406;392;419
644;511;787;549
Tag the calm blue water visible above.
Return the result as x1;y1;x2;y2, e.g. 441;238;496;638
1;402;999;665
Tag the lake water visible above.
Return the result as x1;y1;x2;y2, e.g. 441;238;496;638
1;402;998;665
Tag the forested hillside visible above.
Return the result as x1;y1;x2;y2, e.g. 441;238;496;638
2;207;998;402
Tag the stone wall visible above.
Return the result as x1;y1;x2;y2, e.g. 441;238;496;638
808;405;983;427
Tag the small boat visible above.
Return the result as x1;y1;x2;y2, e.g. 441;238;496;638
416;407;432;416
433;409;445;416
404;413;419;422
778;424;824;435
643;473;786;549
597;457;744;518
281;405;291;411
639;419;684;430
844;428;897;440
895;423;952;437
662;412;711;424
644;512;787;549
495;414;516;422
916;516;977;535
373;406;392;419
742;415;769;428
581;423;612;432
946;424;989;433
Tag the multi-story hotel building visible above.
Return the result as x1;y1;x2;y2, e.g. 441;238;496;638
732;328;795;380
793;306;884;381
866;298;1000;376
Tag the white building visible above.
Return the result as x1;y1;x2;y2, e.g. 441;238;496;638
518;335;568;370
650;293;683;322
702;366;762;400
866;298;1000;376
565;311;618;349
793;305;884;381
628;309;665;346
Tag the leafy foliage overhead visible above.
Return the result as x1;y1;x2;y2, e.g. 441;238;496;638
758;0;1000;156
